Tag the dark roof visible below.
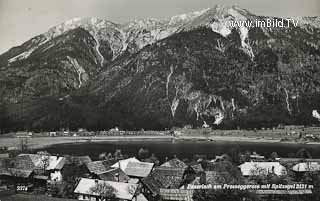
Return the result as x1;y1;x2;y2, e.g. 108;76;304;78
161;158;187;169
65;155;92;166
191;164;204;174
0;168;33;178
203;171;230;185
142;167;185;195
11;155;36;170
124;161;154;178
86;160;112;175
159;188;193;201
98;168;130;183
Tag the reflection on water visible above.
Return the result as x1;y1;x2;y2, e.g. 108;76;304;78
45;141;320;162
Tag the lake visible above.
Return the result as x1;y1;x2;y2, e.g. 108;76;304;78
44;140;320;162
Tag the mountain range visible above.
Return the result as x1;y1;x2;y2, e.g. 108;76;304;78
1;5;320;132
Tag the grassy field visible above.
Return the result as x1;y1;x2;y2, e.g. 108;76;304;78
0;135;174;150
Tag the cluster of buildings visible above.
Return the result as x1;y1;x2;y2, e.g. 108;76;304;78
14;129;168;138
0;150;319;201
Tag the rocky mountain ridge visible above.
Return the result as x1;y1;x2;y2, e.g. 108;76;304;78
0;5;320;131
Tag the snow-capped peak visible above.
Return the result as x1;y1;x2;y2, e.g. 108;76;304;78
169;8;210;25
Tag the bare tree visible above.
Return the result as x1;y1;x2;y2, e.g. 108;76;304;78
90;182;117;201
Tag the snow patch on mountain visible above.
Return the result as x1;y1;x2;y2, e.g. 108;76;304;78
67;56;87;88
93;31;104;66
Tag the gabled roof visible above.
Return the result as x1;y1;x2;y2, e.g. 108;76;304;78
86;160;112;175
239;162;287;176
111;157;140;172
18;154;66;170
98;167;130;183
124;161;154;178
292;162;320;172
74;178;138;200
160;158;187;169
142;167;185;195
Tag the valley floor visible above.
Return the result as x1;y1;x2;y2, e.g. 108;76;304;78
1;128;318;150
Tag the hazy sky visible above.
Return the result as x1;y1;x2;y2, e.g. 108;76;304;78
0;0;320;54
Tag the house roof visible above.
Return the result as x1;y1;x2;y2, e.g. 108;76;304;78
111;157;140;172
203;171;230;185
98;168;130;183
292;162;320;172
0;168;33;178
279;158;320;163
136;193;148;201
65;155;92;166
191;164;204;174
142;167;185;195
18;154;66;170
74;178;138;200
124;161;154;178
86;160;112;175
11;155;37;170
159;188;193;201
239;162;287;176
160;158;187;169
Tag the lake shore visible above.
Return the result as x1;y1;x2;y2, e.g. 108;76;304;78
0;133;318;150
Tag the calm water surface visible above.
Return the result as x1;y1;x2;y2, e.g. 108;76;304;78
45;141;320;162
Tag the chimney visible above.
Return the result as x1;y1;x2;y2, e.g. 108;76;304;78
95;179;99;184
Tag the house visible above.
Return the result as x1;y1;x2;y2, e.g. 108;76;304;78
48;132;57;137
74;178;146;201
159;188;193;201
85;160;131;182
18;154;66;181
0;156;40;188
190;164;204;175
279;158;320;164
161;158;187;169
86;160;112;175
97;167;130;183
111;157;140;172
65;155;92;166
239;162;287;176
141;167;185;196
15;131;32;138
292;162;320;172
0;168;33;179
198;171;231;185
210;154;229;163
250;152;265;161
124;161;154;178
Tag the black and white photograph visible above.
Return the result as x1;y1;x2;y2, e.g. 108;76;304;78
0;0;320;200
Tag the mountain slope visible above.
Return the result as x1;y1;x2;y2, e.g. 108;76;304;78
1;6;320;131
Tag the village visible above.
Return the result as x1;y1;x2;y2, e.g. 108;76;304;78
0;132;320;201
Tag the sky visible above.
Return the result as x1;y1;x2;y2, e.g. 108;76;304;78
0;0;320;54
